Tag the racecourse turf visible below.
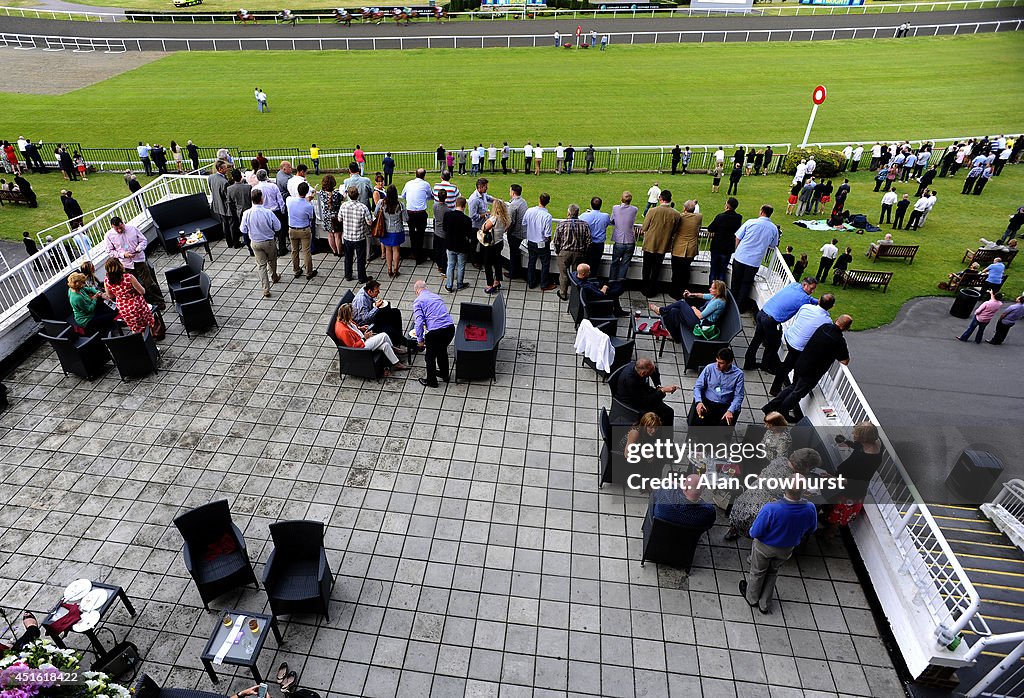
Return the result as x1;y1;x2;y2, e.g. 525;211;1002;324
1;33;1022;329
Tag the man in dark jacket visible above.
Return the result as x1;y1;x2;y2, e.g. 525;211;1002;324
226;168;253;251
186;140;200;171
61;189;84;227
441;196;474;293
762;315;852;420
707;197;742;283
915;165;937;197
207;159;231;243
610;358;679;426
13;175;36;207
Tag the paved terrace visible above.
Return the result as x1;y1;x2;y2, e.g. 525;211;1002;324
0;246;905;697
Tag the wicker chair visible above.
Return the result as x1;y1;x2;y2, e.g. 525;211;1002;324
133;673;222;698
263;520;334;623
172;500;258;611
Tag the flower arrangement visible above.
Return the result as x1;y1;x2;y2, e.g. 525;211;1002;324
0;640;130;697
562;42;573;48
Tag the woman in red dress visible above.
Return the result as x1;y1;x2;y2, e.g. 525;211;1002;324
3;141;21;174
104;258;154;334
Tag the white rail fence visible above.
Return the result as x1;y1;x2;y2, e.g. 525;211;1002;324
0;0;1019;23
0;20;1019;52
965;631;1024;697
980;479;1024;552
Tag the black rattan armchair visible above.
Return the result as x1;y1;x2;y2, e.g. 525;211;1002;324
102;327;160;380
172;500;258;611
134;673;222;698
164;251;206;302
263;520;334;623
39;326;109;380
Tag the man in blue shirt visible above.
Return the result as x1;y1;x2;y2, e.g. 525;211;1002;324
740;453;821;614
240;189;282;298
988;294;1024;345
770;294;834;395
981;258;1005;294
689;347;745;428
580;197;611;271
286;181;316;280
524;193;556;291
730;205;780;313
412;280;455;388
743;277;817;371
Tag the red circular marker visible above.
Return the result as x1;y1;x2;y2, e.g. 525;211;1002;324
812;85;827;105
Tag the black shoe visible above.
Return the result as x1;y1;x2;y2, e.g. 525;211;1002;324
307;270;318;280
418;378;439;388
345;276;354;282
557;291;568;301
458;283;470;290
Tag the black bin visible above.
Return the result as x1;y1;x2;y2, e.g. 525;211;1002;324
945;449;1003;502
950;288;982;319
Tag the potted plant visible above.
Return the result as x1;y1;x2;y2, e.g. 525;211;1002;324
0;639;130;697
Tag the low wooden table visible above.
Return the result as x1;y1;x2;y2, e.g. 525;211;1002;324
200;609;282;684
179;238;214;262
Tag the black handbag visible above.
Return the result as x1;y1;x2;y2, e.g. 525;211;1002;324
90;628;141;682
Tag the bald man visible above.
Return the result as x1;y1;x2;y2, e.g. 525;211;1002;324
610;358;678;426
650;473;716;529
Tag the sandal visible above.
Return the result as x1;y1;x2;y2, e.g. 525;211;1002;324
276;662;289;683
391;362;410;371
23;612;38;628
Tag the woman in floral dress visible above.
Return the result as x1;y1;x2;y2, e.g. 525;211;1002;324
724;447;819;541
103;258;154;334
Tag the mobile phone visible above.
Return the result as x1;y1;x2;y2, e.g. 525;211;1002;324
257;684;268;698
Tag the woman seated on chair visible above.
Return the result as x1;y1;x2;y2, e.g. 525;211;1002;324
67;272;118;334
334;303;409;373
620;411;663;462
647;279;728;342
103;258;154;335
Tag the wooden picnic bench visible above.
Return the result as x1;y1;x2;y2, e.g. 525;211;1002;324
962;247;1017;268
870;243;919;264
0;189;31;206
836;269;893;293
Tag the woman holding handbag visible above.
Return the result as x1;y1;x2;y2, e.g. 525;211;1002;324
372;173;387;261
480;198;510;295
647;280;728;343
374;185;406;278
318;175;343;256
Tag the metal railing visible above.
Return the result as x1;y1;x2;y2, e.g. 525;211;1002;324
0;174;208;333
980;479;1024;552
1;20;1019;52
0;0;1019;23
759;245;983;642
964;631;1024;697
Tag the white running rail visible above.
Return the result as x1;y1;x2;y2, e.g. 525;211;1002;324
965;631;1024;697
980;479;1024;552
0;20;1020;52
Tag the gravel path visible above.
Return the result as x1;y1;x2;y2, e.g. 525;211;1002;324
0;46;167;93
0;7;1020;49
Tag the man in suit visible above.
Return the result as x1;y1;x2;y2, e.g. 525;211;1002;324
610;358;679;426
762;315;852;421
639;190;681;298
207;159;231;244
671;200;701;297
226;168;253;252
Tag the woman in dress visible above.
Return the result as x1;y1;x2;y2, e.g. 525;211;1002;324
786;181;801;216
480;198;509;295
823;422;883;535
374;185;405;278
318;174;343;257
2;141;20;175
372;173;387;260
711;163;723;193
67;272;117;334
760;411;792;462
333;303;409;374
170;140;184;174
74;152;88;181
724;447;820;541
103;258;154;335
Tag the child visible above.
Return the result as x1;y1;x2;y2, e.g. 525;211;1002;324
74;152;88;180
786;181;800;215
792;253;808;279
711;163;723;193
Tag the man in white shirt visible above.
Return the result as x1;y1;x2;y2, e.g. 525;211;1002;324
805;158;816;177
286;163;309;199
555;143;565;174
851;144;864;172
869;142;882;170
469;147;481;175
524;142;533;174
906;195;929;231
770;294;835;395
524;192;555;290
714;147;725;167
879;189;897;224
644;182;661;217
487;144;497;173
534;144;544;176
816;238;839;283
401;168;434;263
793;160;807;186
921;190;938;226
842;145;853;170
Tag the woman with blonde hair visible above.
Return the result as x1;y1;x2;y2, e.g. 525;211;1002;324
103;258;154;335
333;302;409;374
620;412;663;461
648;279;729;342
480;197;510;295
823;421;883;534
67;272;117;333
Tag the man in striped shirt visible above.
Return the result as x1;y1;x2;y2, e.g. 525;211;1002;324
432;171;460;211
338;186;373;282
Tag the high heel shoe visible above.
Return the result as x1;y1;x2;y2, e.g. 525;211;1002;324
280;670;299;693
276;662;289;683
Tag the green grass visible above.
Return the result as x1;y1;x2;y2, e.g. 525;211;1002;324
0;172;131;240
0;34;1021;150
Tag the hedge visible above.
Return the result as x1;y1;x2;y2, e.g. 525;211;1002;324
782;147;847;178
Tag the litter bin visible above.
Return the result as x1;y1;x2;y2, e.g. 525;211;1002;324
945;449;1003;502
950;287;982;319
